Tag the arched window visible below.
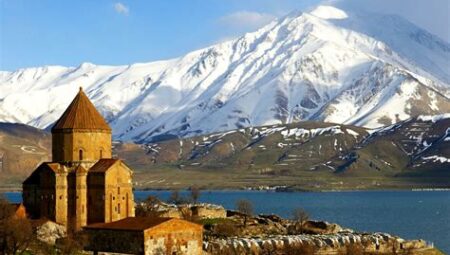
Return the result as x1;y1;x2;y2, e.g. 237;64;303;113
79;150;83;160
100;149;103;158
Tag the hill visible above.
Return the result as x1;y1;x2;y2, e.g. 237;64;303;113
114;115;450;190
0;123;50;190
1;115;448;190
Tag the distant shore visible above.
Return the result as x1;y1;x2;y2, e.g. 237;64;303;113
2;186;450;194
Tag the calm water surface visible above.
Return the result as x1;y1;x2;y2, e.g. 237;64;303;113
5;190;450;253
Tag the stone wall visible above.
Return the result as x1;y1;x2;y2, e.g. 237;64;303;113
203;233;430;255
52;130;112;162
144;219;203;255
103;162;135;223
192;204;227;219
155;203;227;219
84;219;202;255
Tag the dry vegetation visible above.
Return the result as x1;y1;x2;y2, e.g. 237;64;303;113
0;196;33;254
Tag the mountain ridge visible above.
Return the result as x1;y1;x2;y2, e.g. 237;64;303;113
1;115;448;189
1;5;449;143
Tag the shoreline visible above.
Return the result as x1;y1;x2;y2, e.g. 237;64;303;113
3;187;450;194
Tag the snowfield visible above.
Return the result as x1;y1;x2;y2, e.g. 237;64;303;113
417;114;450;123
0;5;449;142
422;156;450;164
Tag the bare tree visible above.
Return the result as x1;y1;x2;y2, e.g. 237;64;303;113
190;186;201;204
236;199;253;227
0;195;14;219
291;208;309;234
0;196;34;255
135;195;162;218
168;189;185;205
56;232;87;255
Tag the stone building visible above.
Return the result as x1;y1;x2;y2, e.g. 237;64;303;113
22;87;134;231
84;217;203;255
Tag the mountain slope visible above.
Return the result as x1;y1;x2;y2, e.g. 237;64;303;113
0;123;51;185
1;116;448;189
327;114;450;176
116;115;450;189
1;5;449;143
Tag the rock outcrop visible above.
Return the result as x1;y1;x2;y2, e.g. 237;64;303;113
203;233;430;255
34;220;67;245
138;201;227;219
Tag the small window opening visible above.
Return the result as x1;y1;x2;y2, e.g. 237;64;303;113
100;149;103;158
79;150;83;160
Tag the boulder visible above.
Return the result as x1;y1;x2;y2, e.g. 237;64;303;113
303;220;344;234
35;220;67;245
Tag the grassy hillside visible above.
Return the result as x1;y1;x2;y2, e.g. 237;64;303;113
1;117;449;190
0;123;51;190
115;118;450;190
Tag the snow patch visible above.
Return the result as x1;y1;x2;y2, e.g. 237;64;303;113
280;126;344;139
417;114;450;123
422;155;450;163
346;129;359;138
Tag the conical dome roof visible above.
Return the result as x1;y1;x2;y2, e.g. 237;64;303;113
51;87;111;132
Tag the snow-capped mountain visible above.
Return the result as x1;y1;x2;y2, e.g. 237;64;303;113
1;5;449;142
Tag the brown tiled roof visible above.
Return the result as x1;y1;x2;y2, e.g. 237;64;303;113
46;163;61;172
89;159;119;173
23;168;40;185
23;162;61;185
84;217;172;231
52;87;111;132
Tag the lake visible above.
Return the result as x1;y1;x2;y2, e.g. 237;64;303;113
4;190;450;253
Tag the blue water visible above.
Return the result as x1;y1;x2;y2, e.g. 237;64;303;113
5;190;450;253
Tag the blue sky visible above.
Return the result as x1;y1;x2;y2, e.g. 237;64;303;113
0;0;320;71
1;0;448;71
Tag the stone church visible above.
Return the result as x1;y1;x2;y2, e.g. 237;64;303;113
23;87;134;231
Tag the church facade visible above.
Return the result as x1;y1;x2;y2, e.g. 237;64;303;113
23;87;134;231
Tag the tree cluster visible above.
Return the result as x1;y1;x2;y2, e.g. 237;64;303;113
168;186;201;205
0;196;33;255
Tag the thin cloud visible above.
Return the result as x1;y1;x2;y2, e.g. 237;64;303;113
218;11;276;32
114;2;129;16
329;0;450;42
213;36;239;45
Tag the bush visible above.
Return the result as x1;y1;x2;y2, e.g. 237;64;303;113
0;196;34;255
346;243;364;255
284;244;317;255
214;221;240;237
